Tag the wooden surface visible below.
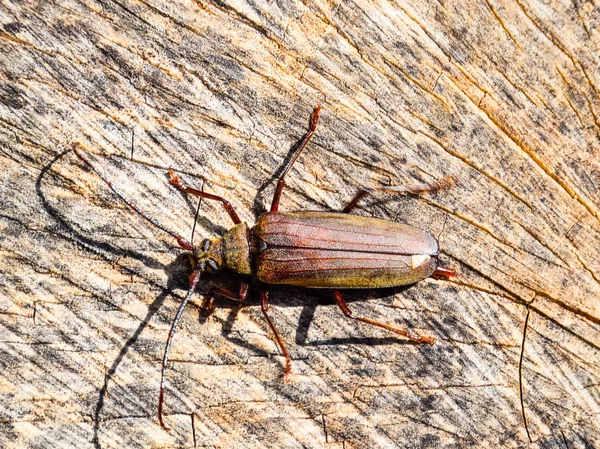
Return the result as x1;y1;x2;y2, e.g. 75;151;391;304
1;1;599;448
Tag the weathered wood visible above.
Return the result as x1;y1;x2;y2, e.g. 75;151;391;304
1;0;599;448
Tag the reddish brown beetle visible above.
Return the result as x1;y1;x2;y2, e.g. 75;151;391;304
73;106;455;430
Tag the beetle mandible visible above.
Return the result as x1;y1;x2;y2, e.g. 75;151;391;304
73;105;455;430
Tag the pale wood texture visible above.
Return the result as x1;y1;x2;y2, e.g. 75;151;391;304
1;1;599;448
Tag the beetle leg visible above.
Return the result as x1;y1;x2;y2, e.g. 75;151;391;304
342;176;454;213
333;290;435;344
168;170;242;225
260;290;293;379
270;105;321;212
202;283;249;316
208;283;250;302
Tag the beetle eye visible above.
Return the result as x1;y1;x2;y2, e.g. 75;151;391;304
206;259;218;271
201;239;211;251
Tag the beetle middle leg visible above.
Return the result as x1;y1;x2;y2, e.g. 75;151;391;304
333;290;435;344
260;290;293;379
270;105;322;212
200;283;249;317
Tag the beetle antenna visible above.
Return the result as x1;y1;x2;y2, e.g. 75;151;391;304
72;143;193;251
437;212;449;242
433;213;455;279
189;180;205;245
158;269;202;430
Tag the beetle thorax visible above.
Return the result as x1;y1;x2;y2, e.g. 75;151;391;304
221;223;252;275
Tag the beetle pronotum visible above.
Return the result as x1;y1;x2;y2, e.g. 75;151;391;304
73;106;455;429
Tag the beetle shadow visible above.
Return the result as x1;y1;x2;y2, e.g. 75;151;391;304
91;253;191;449
163;173;229;238
189;281;418;365
219;300;272;358
36;149;193;448
38;149;166;270
207;282;424;349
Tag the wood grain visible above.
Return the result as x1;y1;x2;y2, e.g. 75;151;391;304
1;0;599;448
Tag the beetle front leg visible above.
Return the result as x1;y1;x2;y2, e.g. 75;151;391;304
333;290;435;344
260;290;293;379
168;170;242;225
342;177;454;213
201;283;249;317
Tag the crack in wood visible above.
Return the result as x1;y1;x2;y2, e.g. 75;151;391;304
519;303;532;443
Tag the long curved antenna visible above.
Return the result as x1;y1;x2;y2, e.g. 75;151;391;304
72;143;193;251
158;269;202;430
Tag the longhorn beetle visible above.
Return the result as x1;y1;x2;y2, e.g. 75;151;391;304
73;106;455;430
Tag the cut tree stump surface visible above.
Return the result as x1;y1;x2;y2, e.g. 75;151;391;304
1;1;599;448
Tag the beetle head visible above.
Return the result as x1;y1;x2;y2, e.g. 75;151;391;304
189;223;252;276
192;237;224;272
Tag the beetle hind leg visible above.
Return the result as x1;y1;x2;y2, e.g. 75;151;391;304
342;177;454;214
333;290;435;344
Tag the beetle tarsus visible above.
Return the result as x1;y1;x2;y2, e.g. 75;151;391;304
199;296;216;319
310;105;322;128
168;169;185;189
283;366;293;383
413;335;436;345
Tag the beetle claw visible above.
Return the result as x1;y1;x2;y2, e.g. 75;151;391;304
283;370;293;384
168;169;185;189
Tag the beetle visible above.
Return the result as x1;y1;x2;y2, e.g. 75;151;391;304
72;105;455;430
